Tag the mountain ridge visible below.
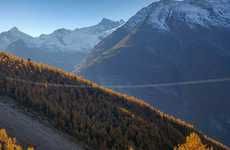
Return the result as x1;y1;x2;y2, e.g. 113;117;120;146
0;18;124;71
77;0;230;145
0;52;229;150
0;18;124;52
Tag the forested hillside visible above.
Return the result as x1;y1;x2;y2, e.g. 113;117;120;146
0;52;228;150
77;0;230;145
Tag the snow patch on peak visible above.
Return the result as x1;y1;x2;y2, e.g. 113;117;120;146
99;18;125;26
172;3;211;27
175;0;230;27
147;2;174;30
29;19;124;52
0;18;124;52
9;27;19;32
99;18;115;25
0;27;33;50
53;28;72;34
124;5;152;30
124;0;230;31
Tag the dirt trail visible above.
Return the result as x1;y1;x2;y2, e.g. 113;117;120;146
0;97;84;150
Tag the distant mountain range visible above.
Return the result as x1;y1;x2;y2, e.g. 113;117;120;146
0;18;124;71
77;0;230;145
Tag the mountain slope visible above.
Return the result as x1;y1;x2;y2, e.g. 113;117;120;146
77;0;230;145
0;52;228;150
6;39;86;71
0;18;124;71
0;96;83;150
0;27;33;50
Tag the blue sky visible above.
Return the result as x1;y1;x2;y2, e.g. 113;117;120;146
0;0;157;36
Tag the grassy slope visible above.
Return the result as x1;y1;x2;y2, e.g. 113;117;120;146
0;52;228;150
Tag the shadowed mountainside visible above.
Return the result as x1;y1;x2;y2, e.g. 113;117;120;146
0;52;228;150
77;0;230;145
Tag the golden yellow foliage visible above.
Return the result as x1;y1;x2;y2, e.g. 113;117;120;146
0;128;35;150
174;133;212;150
27;145;35;150
0;52;227;150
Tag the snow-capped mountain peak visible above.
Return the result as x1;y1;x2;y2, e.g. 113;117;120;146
40;28;72;38
8;27;20;33
0;18;124;52
125;0;230;31
99;18;115;25
4;27;27;36
96;18;125;30
0;27;33;50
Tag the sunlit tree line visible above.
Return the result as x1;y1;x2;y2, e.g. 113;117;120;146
0;52;226;150
174;133;213;150
0;128;34;150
